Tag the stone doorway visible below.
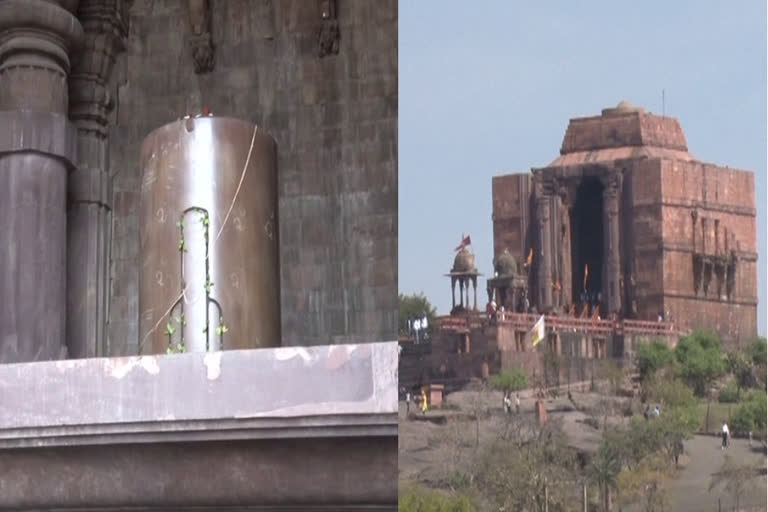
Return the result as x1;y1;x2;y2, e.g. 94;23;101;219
570;177;605;308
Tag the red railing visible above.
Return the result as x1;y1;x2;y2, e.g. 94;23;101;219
435;312;687;338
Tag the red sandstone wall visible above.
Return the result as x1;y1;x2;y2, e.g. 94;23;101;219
628;159;665;318
492;174;531;264
560;114;687;154
657;160;758;341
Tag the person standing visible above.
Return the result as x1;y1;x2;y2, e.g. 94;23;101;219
515;393;521;414
503;393;511;414
721;422;729;450
405;391;411;415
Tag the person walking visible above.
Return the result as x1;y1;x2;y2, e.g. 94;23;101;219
515;393;521;414
721;422;729;450
503;393;511;414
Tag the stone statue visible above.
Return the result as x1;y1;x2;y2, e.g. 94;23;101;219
318;0;340;57
188;0;214;73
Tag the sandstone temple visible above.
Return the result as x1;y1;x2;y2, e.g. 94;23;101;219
400;102;758;392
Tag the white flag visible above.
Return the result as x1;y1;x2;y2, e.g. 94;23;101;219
530;315;545;347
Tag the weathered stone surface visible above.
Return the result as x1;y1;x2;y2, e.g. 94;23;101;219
0;342;398;508
108;0;397;353
0;2;83;363
0;341;397;445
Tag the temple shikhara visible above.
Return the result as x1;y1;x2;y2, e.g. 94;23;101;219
400;101;758;390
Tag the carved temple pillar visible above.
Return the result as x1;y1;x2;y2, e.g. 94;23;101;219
451;277;456;309
536;181;553;311
602;173;622;315
67;0;128;358
0;0;83;363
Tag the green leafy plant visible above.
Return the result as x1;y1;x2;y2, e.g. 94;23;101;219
489;368;528;393
166;343;186;354
216;317;229;336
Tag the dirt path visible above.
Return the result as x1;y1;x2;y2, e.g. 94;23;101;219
664;435;766;512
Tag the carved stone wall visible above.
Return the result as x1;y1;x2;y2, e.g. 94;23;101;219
107;0;397;353
491;107;758;344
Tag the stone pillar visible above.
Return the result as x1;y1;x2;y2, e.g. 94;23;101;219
0;0;83;363
451;277;456;309
66;0;128;358
536;191;553;311
472;276;477;311
602;173;622;315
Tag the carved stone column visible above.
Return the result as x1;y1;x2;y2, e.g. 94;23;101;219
0;0;83;363
602;172;622;315
535;175;553;311
67;0;128;358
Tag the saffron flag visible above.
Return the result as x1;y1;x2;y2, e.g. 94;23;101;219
530;314;546;347
525;248;533;267
583;263;589;290
454;234;472;252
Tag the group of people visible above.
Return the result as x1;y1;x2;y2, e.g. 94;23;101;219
406;315;429;343
644;404;661;420
404;389;428;416
502;392;521;414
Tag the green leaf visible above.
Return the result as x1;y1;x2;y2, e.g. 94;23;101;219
165;323;175;336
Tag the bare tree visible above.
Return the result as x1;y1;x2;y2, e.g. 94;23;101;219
708;454;763;511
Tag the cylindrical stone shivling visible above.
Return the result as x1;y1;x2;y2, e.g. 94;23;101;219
0;0;82;363
138;117;280;355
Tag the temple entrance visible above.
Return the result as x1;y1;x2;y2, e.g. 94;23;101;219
570;178;604;308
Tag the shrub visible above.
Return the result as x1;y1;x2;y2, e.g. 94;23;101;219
399;487;477;512
675;329;726;397
730;391;767;436
489;368;528;392
636;340;675;381
644;376;697;409
747;337;767;366
718;380;740;403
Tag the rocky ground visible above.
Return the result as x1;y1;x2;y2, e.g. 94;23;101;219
399;387;767;511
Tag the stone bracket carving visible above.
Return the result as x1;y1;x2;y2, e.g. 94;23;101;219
188;0;214;73
318;0;340;58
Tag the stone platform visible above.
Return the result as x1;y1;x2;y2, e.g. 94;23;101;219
0;342;398;510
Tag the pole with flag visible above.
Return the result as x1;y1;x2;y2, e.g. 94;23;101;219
529;314;546;347
455;234;472;252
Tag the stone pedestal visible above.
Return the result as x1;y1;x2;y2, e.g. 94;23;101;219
0;342;398;509
0;1;83;363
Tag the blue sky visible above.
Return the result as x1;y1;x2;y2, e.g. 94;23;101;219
398;1;767;335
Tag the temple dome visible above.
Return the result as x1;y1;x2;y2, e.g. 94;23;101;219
494;250;518;277
602;100;644;116
452;248;477;273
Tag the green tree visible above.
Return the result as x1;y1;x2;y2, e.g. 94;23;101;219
746;336;766;366
398;293;437;336
489;368;529;393
617;452;672;512
636;340;675;381
674;329;726;397
731;390;767;436
644;375;697;410
588;443;622;512
746;337;767;389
